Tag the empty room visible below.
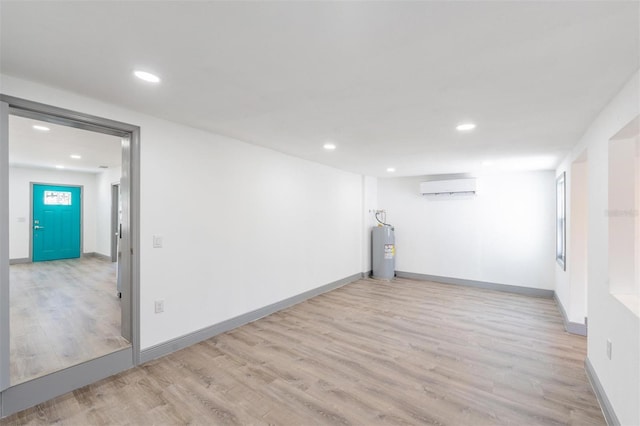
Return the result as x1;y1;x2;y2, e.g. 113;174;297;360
0;1;638;425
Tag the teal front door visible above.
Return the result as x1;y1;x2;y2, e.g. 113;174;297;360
32;184;81;262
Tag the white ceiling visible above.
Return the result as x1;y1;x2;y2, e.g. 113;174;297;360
1;1;638;177
9;115;122;173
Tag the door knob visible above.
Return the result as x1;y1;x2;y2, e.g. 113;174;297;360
34;225;45;230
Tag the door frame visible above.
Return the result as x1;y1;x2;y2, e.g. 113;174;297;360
30;183;84;263
111;183;120;263
0;94;141;417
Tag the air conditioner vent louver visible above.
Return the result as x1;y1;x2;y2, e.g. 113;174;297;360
419;178;476;195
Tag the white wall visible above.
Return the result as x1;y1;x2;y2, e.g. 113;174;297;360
361;175;377;272
9;166;97;259
95;166;121;257
637;138;640;298
569;160;588;324
140;129;362;347
377;171;555;290
556;70;639;425
556;155;589;326
0;75;364;350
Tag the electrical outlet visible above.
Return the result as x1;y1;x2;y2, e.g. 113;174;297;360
606;339;612;360
155;300;164;314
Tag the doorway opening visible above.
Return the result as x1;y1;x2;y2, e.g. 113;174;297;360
0;95;140;417
7;113;129;386
8;116;127;384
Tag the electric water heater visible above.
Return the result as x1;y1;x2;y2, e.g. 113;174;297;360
372;225;395;280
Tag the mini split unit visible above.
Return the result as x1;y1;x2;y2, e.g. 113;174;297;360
419;178;477;196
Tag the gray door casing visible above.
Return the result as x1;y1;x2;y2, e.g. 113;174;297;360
111;183;120;263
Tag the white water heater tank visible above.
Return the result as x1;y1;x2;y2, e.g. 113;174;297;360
372;225;395;280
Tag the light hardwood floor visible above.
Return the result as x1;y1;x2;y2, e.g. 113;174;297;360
10;257;130;385
2;277;604;425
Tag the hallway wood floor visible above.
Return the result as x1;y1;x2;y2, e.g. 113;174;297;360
9;257;130;385
2;277;604;425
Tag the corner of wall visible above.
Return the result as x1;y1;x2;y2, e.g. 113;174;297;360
362;175;378;273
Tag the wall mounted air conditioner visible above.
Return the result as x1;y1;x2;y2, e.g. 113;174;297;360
419;178;476;196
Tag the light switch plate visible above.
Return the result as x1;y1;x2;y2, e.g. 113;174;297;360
153;235;163;248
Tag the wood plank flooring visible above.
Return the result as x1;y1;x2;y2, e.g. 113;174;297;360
2;277;605;425
9;257;130;385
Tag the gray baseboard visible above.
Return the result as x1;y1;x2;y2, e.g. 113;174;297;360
82;252;111;262
553;293;587;336
11;254;112;264
10;254;111;264
395;271;554;298
585;357;620;426
140;272;362;364
1;347;133;418
361;270;372;278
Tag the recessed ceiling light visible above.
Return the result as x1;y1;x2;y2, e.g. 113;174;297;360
55;165;65;169
456;123;476;132
33;125;50;132
323;143;336;150
482;161;494;167
386;167;396;173
70;154;82;159
133;70;161;83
